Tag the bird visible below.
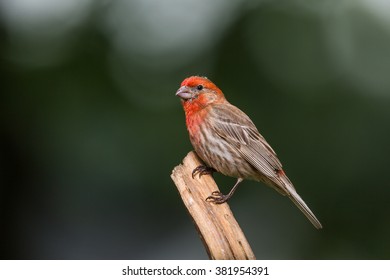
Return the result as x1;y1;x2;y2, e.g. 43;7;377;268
175;76;322;229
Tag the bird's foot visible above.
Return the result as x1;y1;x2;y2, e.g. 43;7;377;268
206;191;229;204
192;165;216;179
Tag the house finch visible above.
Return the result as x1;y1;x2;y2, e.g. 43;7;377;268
176;76;322;229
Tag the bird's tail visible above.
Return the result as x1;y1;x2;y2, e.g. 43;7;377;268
279;175;323;229
288;189;323;229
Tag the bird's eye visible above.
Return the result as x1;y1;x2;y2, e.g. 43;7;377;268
196;84;203;90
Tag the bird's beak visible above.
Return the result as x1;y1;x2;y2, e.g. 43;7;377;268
176;86;193;100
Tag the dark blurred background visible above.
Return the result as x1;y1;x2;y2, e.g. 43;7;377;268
1;0;390;259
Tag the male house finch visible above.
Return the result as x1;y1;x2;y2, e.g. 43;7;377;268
176;76;322;229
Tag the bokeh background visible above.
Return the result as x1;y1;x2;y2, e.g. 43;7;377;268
1;0;390;259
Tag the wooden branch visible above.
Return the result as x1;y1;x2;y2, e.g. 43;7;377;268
171;151;256;260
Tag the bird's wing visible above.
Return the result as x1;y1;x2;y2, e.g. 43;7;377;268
210;103;283;178
209;104;322;229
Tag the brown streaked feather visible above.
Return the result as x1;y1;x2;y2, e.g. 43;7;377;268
209;103;283;179
207;103;322;228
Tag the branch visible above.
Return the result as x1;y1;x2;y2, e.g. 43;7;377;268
171;151;256;260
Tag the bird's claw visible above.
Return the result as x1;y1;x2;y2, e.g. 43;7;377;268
192;165;216;179
206;190;228;204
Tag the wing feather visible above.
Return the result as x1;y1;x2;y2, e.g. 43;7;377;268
210;103;283;178
207;103;322;229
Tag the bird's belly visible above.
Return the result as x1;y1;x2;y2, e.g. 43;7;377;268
192;136;256;180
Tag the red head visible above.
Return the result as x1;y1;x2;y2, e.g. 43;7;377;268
175;76;226;114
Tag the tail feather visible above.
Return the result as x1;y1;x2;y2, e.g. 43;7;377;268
288;189;322;229
259;171;322;229
277;174;322;229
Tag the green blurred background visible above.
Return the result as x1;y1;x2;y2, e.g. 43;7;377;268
1;0;390;259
